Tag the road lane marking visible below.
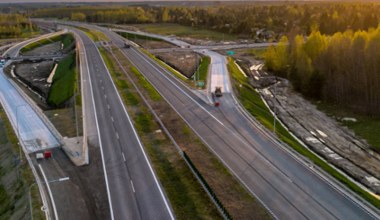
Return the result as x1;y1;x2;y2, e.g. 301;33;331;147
38;164;59;220
93;40;175;220
104;94;107;99
78;33;115;220
111;116;114;122
107;104;110;110
116;132;119;139
122;152;126;162
130;180;135;193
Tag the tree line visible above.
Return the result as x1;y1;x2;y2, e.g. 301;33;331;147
265;27;380;116
0;14;35;38
33;3;380;39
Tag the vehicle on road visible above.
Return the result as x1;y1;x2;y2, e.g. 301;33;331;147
214;86;222;97
124;42;131;48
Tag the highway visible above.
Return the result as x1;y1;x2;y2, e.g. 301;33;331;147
70;28;174;220
94;26;380;220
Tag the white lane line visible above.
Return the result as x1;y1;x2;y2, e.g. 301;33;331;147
130;48;224;126
111;116;114;122
78;33;115;220
122;152;126;162
104;94;107;99
101;86;104;90
116;132;119;139
38;164;59;220
93;41;175;220
130;180;136;193
107;104;110;110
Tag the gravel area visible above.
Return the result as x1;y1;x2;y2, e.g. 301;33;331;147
232;52;380;194
260;79;380;194
14;60;55;99
154;51;200;78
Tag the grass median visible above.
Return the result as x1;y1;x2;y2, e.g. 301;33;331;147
228;57;380;209
109;45;270;219
99;46;222;219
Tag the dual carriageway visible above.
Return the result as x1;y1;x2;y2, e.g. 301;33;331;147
0;21;379;220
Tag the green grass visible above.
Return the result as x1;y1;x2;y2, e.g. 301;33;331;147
228;57;380;209
99;47;140;106
317;102;380;151
249;48;267;60
21;33;74;53
197;56;210;86
99;46;221;219
47;53;77;106
0;107;44;220
62;34;75;49
130;66;162;101
134;23;237;41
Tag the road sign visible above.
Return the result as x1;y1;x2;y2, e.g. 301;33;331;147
227;50;235;55
196;81;205;87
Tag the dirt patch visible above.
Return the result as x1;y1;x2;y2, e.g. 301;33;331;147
260;79;380;194
14;60;55;99
133;39;175;49
44;106;82;138
21;41;62;56
154;51;200;78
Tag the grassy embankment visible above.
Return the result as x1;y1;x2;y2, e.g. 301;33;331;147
228;57;380;209
98;46;221;219
20;33;74;53
0;106;44;220
133;23;236;41
47;52;77;107
317;103;380;152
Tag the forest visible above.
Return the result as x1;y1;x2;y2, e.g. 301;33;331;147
33;3;380;39
32;2;380;115
0;14;35;38
265;27;380;116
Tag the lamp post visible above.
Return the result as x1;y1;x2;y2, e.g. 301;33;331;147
28;182;37;220
28;176;70;220
273;76;278;134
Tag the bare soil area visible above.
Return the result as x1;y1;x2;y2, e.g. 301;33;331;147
134;39;175;49
14;60;54;99
154;51;200;78
262;80;380;194
235;53;380;194
21;41;61;56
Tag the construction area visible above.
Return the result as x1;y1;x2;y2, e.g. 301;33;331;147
231;50;380;195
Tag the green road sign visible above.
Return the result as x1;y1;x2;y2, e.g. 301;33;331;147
227;50;235;55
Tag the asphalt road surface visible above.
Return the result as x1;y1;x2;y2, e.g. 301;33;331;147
0;68;60;152
70;28;174;220
96;27;379;220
